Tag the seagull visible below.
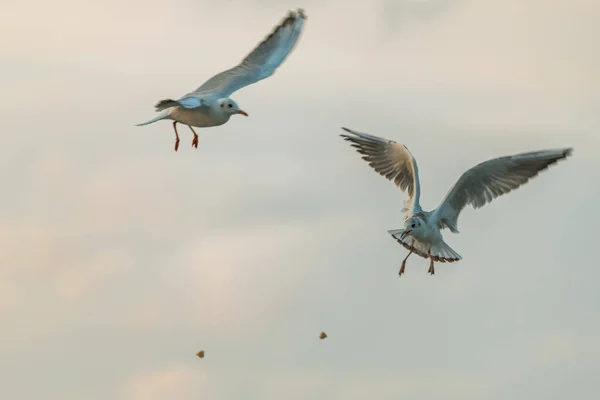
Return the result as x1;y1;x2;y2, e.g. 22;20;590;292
340;127;573;276
136;9;306;151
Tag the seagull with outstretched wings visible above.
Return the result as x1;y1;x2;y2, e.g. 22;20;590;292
340;127;573;276
137;9;306;151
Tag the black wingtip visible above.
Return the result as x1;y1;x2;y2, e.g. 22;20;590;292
340;127;355;140
564;148;574;157
296;8;307;19
287;8;306;22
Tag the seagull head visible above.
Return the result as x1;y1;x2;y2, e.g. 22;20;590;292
219;98;248;117
401;216;424;240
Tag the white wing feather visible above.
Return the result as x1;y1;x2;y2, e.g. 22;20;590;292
340;127;422;218
432;148;573;233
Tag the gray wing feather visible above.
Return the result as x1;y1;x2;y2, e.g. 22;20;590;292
188;9;306;101
432;148;573;232
340;127;422;215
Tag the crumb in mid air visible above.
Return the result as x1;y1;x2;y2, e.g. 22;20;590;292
319;331;327;340
196;350;205;358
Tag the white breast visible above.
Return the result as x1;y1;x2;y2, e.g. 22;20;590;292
422;222;443;242
169;106;230;128
410;216;443;243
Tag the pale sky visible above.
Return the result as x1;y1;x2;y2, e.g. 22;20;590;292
1;0;599;399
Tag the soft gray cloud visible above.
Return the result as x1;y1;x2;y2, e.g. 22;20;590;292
0;0;598;399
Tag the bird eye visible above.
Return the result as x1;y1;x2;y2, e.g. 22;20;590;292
411;224;415;228
228;104;233;108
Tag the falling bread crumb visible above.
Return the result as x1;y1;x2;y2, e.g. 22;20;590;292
319;331;327;339
196;350;205;358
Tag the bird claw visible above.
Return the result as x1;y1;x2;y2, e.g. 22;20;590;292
174;139;180;152
192;137;199;148
428;260;435;275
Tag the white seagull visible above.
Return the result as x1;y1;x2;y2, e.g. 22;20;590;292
340;127;573;276
136;9;306;151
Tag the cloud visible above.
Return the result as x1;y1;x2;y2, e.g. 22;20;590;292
122;365;210;400
533;331;600;366
0;0;599;399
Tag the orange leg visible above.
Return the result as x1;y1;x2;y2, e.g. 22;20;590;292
173;121;180;152
399;243;414;276
427;245;435;275
189;126;199;149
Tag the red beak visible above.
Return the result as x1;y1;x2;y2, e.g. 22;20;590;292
236;110;248;116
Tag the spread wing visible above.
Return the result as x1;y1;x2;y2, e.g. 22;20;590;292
340;127;422;217
167;8;305;110
432;148;573;233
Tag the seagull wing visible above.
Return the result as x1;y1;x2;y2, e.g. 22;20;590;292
340;127;422;217
432;148;573;233
158;9;305;111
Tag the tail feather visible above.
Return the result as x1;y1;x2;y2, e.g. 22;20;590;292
135;110;170;127
388;229;462;263
155;99;180;111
